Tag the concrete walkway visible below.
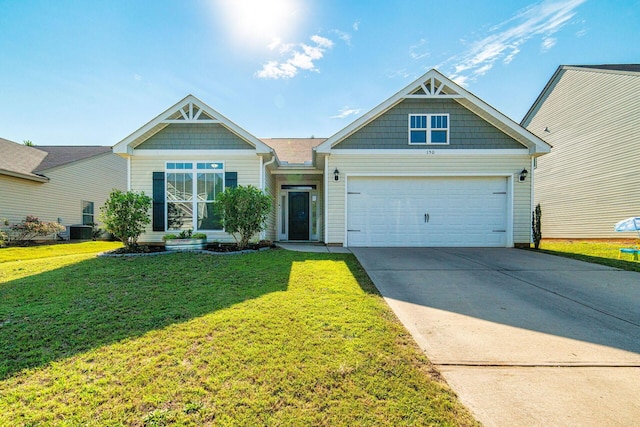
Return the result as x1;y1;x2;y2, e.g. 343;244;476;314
275;242;351;253
351;247;640;427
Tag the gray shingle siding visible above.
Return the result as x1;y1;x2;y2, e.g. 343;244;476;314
136;124;254;150
335;98;523;150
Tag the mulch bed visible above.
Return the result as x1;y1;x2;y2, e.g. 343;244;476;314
106;241;275;256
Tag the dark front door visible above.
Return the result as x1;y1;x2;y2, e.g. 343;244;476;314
288;192;309;240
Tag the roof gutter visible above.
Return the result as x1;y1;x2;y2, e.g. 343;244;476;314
0;168;49;183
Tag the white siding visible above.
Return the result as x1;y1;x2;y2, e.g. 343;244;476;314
326;153;531;246
0;153;127;238
525;68;640;238
129;153;262;243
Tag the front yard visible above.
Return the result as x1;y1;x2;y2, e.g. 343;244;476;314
0;243;477;426
538;239;640;272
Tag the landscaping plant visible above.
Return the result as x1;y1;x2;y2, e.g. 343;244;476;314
532;203;542;249
214;185;271;249
0;218;9;247
100;190;151;250
8;215;65;243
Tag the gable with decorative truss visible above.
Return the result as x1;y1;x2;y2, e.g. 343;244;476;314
163;101;219;123
404;75;463;99
315;69;550;155
113;95;273;155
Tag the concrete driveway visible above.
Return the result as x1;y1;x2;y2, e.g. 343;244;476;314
351;247;640;427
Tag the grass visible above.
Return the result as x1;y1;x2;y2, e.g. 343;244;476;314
537;239;640;272
0;242;478;426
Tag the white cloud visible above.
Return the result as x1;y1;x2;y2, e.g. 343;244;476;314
268;37;282;50
311;35;333;48
353;20;360;31
332;29;352;46
256;35;334;79
446;0;585;83
134;74;142;81
331;106;361;119
410;39;430;60
541;37;557;51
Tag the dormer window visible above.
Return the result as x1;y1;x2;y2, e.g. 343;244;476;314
409;114;449;145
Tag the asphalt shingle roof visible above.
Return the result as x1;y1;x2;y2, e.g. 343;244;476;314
571;64;640;73
261;138;327;165
0;138;112;180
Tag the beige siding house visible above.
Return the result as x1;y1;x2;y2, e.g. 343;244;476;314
114;70;550;247
0;138;127;238
521;65;640;238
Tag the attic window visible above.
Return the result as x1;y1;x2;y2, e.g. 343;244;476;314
408;114;449;145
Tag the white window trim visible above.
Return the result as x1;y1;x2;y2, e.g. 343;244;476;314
408;113;450;145
164;161;225;232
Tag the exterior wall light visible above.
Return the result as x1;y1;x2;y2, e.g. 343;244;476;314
334;168;340;181
519;168;528;182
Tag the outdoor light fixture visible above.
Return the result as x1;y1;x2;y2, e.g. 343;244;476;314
333;168;340;181
519;168;528;182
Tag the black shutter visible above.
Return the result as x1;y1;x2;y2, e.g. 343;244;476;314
225;172;237;189
152;172;165;231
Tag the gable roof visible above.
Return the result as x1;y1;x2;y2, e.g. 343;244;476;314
316;68;551;156
571;64;640;73
113;94;273;156
521;64;640;126
0;137;49;182
261;138;326;165
0;138;112;182
35;146;112;172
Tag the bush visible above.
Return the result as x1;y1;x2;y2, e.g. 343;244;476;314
100;190;152;250
162;230;206;241
0;218;9;248
214;185;271;250
9;215;65;242
532;203;542;249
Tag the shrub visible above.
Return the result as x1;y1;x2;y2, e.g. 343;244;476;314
214;185;271;250
100;190;152;249
532;203;542;249
0;218;9;248
9;215;65;242
87;222;104;240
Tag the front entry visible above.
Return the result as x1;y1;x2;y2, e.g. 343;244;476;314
288;192;310;240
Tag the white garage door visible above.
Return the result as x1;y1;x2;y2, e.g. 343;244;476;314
347;176;508;247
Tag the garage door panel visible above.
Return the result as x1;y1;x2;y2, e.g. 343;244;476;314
347;177;508;247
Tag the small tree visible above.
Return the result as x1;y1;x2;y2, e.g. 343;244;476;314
9;215;65;243
214;185;271;250
532;203;542;249
100;190;151;249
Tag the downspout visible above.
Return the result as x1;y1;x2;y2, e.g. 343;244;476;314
127;156;131;191
262;154;276;191
261;154;276;240
530;156;535;244
324;156;329;244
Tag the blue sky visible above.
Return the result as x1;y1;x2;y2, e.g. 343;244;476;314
1;0;638;146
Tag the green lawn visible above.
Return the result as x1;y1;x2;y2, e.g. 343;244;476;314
538;239;640;272
0;242;477;426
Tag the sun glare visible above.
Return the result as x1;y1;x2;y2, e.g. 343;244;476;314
213;0;306;51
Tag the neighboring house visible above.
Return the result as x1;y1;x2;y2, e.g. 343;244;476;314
113;69;550;247
0;138;127;237
521;64;640;239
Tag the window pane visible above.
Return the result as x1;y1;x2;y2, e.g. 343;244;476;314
82;201;94;215
197;202;222;230
431;130;447;143
167;173;193;201
410;130;427;143
167;202;193;230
